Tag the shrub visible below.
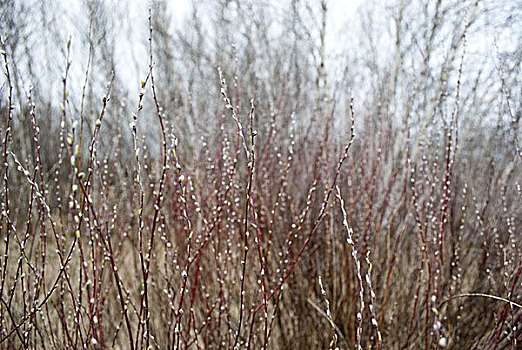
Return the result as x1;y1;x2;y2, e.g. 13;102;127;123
0;0;520;348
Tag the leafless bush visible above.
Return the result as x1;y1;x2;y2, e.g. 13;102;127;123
0;0;520;349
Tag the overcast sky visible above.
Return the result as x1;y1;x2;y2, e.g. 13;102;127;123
60;0;366;99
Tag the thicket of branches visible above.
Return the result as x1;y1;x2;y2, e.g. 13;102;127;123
0;0;520;348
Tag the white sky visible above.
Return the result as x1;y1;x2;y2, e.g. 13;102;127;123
109;0;366;97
